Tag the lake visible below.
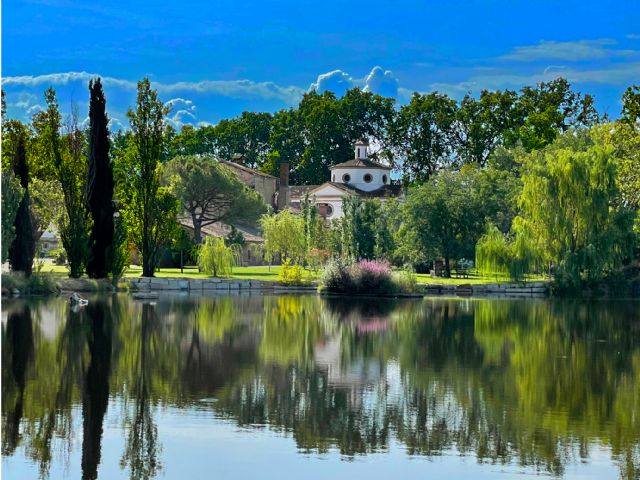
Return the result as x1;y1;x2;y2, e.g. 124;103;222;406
1;293;639;479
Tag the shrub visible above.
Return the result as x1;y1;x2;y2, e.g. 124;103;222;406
320;258;411;295
279;258;304;285
321;257;355;293
2;273;59;295
394;267;418;293
49;247;67;265
351;259;394;293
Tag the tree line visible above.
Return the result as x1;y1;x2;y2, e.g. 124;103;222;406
1;78;265;279
259;84;639;289
164;77;600;185
1;78;638;288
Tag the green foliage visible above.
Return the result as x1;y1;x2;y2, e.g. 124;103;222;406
321;258;415;294
260;209;307;264
476;222;541;281
108;213;130;281
86;77;115;279
401;168;484;276
117;78;178;277
278;258;304;285
197;236;238;277
224;226;245;248
6;125;36;276
336;196;394;260
394;268;418;293
163;154;266;244
620;85;640;124
37;89;90;278
29;177;64;241
1;173;23;262
518;130;636;288
390;92;458;183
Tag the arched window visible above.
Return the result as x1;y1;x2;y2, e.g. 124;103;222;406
342;173;351;183
363;173;373;183
326;204;334;216
382;174;388;184
332;174;335;182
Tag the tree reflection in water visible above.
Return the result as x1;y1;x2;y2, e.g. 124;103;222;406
1;295;639;479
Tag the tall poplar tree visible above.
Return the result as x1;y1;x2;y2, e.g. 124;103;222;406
86;78;115;278
120;78;178;277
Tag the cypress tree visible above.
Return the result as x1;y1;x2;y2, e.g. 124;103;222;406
8;131;36;275
86;78;114;278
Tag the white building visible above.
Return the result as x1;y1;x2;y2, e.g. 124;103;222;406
288;139;401;220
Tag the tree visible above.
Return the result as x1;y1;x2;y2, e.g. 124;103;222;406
389;92;458;183
119;78;179;277
517;130;636;288
1;173;23;262
7;125;36;275
456;89;521;166
621;85;640;124
260;210;307;264
163;155;266;244
337;196;392;260
197;236;238;277
86;78;115;279
213;112;273;168
295;89;394;185
517;78;599;151
475;221;541;281
401;169;483;276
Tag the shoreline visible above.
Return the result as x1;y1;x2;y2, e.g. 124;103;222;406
3;273;638;299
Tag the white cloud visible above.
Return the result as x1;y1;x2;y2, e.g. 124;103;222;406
430;62;640;98
627;34;640;40
2;72;304;104
501;39;637;62
310;66;399;98
309;69;355;96
165;97;196;112
363;66;399;98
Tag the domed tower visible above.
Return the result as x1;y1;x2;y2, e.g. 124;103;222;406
330;139;391;192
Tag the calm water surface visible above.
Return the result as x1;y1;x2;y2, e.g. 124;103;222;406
1;294;639;480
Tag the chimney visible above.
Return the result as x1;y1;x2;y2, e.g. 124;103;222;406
277;160;290;210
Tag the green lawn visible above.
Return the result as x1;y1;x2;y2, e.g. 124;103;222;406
39;262;320;282
38;261;546;285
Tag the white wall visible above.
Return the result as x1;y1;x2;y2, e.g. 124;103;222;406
331;167;390;192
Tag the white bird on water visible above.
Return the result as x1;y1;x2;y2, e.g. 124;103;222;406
69;292;88;307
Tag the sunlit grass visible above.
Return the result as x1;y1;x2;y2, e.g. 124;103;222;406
39;261;547;285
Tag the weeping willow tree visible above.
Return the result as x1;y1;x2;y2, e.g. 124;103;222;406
197;236;239;278
476;221;541;282
518;129;636;288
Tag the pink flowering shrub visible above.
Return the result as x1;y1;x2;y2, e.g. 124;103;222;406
321;258;398;294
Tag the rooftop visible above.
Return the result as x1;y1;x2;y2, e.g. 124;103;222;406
329;158;391;170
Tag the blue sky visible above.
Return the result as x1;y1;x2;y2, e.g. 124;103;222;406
2;0;640;130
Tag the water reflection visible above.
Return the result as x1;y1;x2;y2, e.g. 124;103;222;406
1;294;639;479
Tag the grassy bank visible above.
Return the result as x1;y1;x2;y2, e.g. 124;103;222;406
34;261;550;286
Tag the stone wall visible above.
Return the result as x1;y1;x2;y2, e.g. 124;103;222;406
424;281;549;298
126;277;317;293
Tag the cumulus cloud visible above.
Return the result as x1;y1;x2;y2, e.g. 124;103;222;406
167;109;198;129
165;97;196;112
310;66;399;98
309;69;355;96
363;66;399;98
501;39;637;62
